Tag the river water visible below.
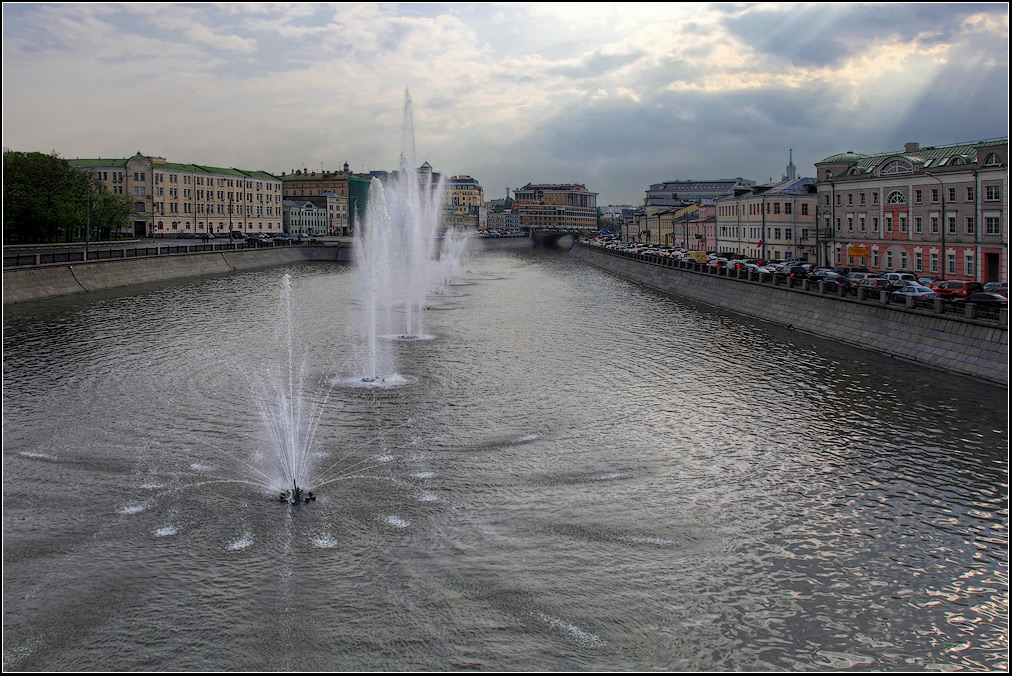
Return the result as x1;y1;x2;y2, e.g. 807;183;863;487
3;248;1007;671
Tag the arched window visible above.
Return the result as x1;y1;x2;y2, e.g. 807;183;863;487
881;159;913;174
984;153;1001;166
887;190;906;204
949;157;965;166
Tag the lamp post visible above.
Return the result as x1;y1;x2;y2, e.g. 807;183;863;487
925;172;946;280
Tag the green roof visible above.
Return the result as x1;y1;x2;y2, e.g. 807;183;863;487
820;140;1006;170
68;156;279;179
68;158;128;168
819;152;868;164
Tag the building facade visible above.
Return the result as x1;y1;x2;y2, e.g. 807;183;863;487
281;163;370;234
444;175;484;230
658;201;718;251
815;139;1008;281
714;177;819;261
283;200;329;236
512;183;598;230
70;152;283;237
644;178;756;209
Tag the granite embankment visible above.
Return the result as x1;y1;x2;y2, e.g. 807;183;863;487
571;244;1008;385
3;245;349;305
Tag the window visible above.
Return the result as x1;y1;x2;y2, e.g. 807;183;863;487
947;188;956;202
847;194;853;206
914;190;922;203
931;216;939;234
773;203;781;214
801;203;808;215
835;218;841;232
860;216;866;232
966;217;975;234
836;194;841;207
872;193;879;205
930;188;939;203
966;187;975;201
899;215;907;233
873;217;879;232
965;254;975;276
985;185;1001;201
900;252;908;269
774;228;781;239
948;253;956;275
915;217;922;233
887;190;906;204
930;252;938;273
983;152;1000;166
785;228;792;240
915;252;922;271
848;217;853;232
948;217;956;234
785;203;792;214
881;159;913;174
860;193;866;206
885;216;893;233
885;251;893;268
872;250;879;267
985;216;1000;235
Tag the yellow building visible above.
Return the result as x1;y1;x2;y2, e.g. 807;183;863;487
70;152;282;237
444;175;484;230
513;183;598;230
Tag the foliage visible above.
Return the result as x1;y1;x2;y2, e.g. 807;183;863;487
3;150;134;244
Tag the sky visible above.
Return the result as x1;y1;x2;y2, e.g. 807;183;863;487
2;2;1008;205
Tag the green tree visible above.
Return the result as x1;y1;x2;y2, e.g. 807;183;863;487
88;186;136;241
3;150;89;243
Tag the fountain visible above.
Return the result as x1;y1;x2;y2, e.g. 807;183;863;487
351;89;446;383
244;272;329;503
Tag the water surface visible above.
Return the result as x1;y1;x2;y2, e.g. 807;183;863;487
3;249;1007;670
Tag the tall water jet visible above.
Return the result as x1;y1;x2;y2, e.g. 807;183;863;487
245;273;325;502
350;89;445;383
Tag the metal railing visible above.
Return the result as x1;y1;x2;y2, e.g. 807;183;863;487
578;243;1008;327
3;239;305;268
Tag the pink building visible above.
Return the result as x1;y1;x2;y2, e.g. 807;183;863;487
814;139;1007;282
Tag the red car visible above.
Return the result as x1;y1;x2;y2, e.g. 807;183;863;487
931;280;984;299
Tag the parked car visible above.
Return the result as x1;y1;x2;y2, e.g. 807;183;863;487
982;282;1008;297
952;293;1008;307
779;265;808;278
890;285;939;302
932;280;985;299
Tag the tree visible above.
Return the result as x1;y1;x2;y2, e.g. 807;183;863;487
4;150;85;243
89;186;136;241
3;150;135;243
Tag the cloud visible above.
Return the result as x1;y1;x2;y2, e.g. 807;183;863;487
1;2;1007;206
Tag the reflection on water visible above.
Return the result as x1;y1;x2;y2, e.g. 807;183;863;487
2;251;1007;671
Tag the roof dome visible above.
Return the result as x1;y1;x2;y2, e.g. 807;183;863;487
820;151;869;164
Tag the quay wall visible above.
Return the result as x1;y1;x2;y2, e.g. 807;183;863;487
3;245;349;305
571;244;1008;385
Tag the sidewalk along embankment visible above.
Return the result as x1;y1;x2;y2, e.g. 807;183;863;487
570;244;1008;386
3;245;349;305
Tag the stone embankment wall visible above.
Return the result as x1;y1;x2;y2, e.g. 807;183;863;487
571;245;1008;385
3;245;349;305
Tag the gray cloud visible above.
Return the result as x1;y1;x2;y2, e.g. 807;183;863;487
723;3;1008;67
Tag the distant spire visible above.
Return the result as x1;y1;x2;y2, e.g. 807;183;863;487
783;149;797;181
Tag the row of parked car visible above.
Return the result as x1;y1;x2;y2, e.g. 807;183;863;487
583;236;1008;308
